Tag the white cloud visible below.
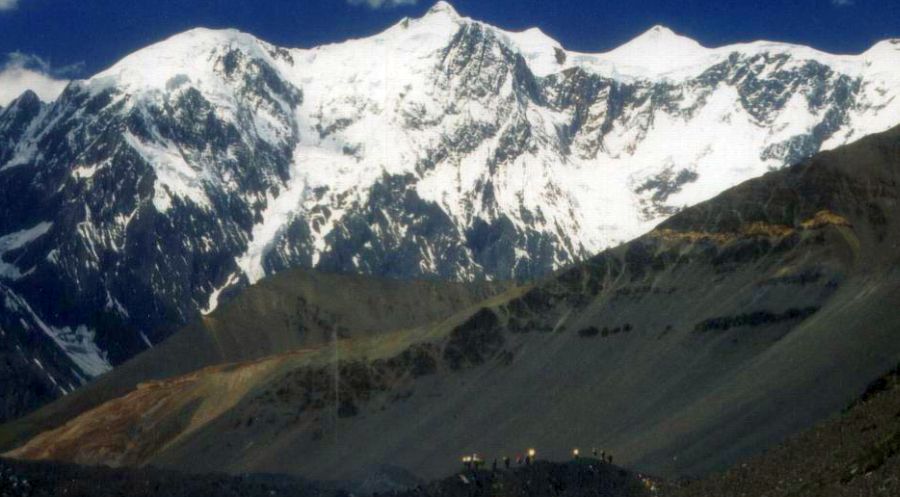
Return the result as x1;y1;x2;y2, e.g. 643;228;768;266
347;0;417;9
0;53;71;106
0;0;19;12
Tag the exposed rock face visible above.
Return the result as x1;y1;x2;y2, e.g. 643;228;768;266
6;125;900;482
2;3;900;418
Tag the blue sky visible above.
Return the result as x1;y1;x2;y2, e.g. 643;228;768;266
0;0;898;104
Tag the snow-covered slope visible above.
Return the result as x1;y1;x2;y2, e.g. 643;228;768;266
2;0;900;418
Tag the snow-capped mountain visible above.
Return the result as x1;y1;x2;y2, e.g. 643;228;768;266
2;1;900;418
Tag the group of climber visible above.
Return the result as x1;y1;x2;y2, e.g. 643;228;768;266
460;447;614;472
587;447;614;465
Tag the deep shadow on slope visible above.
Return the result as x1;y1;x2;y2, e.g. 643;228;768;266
391;459;656;497
0;457;332;497
0;457;655;497
666;364;900;497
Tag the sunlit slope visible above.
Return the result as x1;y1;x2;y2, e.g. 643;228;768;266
0;268;507;451
6;125;900;481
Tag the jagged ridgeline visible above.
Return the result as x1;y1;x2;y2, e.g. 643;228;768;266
2;0;900;421
4;124;899;483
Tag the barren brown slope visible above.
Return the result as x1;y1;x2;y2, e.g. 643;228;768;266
5;125;900;483
0;268;507;450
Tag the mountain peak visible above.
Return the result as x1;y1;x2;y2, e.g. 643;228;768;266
644;24;677;37
90;27;270;91
12;89;41;105
426;1;460;18
0;89;41;119
593;24;710;78
624;24;701;49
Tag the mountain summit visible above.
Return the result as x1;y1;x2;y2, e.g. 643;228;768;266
2;1;900;420
426;0;460;17
597;24;711;77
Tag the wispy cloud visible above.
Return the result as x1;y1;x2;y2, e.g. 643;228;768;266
832;0;855;6
347;0;417;9
0;0;19;12
0;53;74;106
